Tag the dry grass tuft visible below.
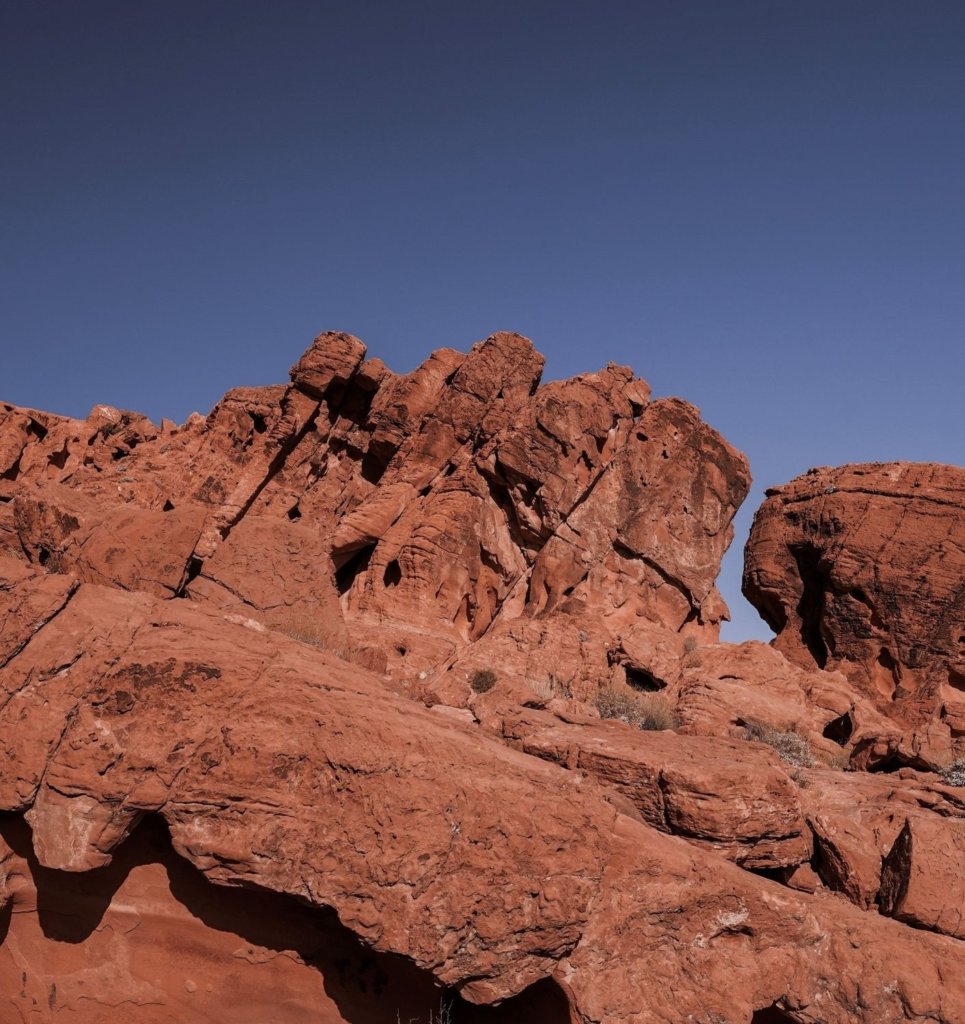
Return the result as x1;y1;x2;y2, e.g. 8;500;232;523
940;758;965;787
743;721;815;769
595;687;679;731
825;748;853;772
527;673;573;703
397;1000;452;1024
269;609;345;658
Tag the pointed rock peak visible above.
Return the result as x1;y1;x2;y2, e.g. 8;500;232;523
624;377;651;409
454;331;545;401
290;331;367;400
355;357;394;393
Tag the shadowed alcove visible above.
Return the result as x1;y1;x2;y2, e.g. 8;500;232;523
0;813;571;1024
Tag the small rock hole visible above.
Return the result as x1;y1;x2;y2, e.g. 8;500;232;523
625;665;666;692
821;711;853;746
383;559;402;588
334;544;375;596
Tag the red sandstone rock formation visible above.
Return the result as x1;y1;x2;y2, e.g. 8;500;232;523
0;331;963;1023
744;462;965;768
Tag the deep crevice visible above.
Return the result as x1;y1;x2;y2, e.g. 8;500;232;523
360;439;396;486
1;454;23;482
383;559;402;588
46;446;69;470
790;545;831;668
625;665;666;692
176;556;205;597
481;472;531;554
28;419;49;441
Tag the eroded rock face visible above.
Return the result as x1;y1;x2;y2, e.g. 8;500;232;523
0;332;750;676
496;706;812;869
0;814;445;1024
743;462;965;767
1;565;963;1023
2;332;964;1023
881;813;965;939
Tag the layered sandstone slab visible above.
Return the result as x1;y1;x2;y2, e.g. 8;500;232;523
1;564;963;1023
881;813;965;939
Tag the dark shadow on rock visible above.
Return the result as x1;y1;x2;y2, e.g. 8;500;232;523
0;811;571;1023
0;812;122;944
0;896;11;946
751;1004;797;1023
0;811;438;1020
454;977;573;1022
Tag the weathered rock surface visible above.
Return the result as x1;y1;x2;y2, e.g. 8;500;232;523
796;766;965;912
744;462;965;767
495;706;812;868
2;564;964;1023
1;331;964;1023
0;814;447;1024
881;812;965;939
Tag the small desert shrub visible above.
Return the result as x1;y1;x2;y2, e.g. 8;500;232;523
940;758;965;787
680;634;703;668
470;668;497;694
595;687;678;731
743;721;815;769
397;1001;452;1024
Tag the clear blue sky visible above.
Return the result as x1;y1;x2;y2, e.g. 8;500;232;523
3;1;963;641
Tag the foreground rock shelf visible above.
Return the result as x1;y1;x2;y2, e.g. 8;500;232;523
1;330;963;1023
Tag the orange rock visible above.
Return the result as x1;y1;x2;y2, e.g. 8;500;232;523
2;568;963;1022
744;462;965;768
2;332;965;1023
499;707;812;868
881;813;965;939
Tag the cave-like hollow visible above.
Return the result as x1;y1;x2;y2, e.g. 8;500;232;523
0;813;572;1024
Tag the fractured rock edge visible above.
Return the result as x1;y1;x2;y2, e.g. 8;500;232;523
1;330;964;1023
